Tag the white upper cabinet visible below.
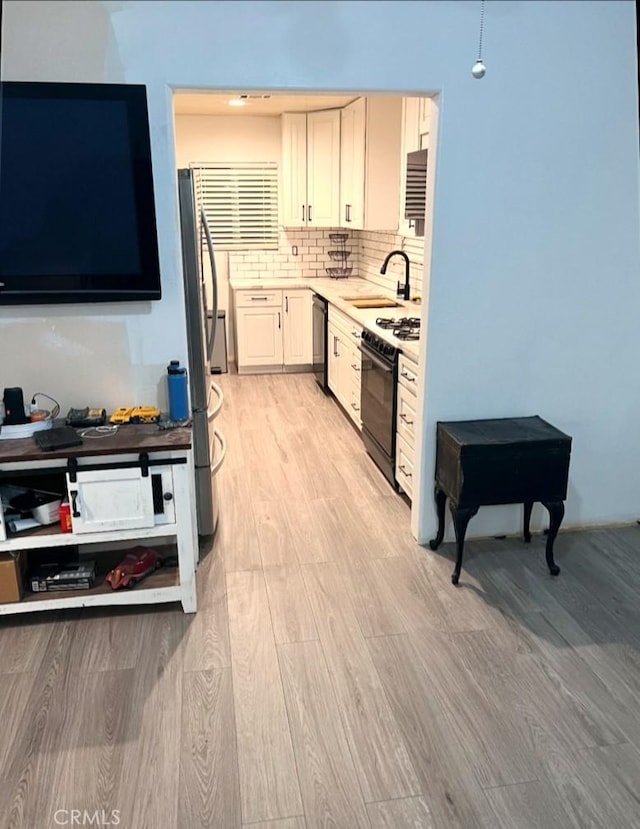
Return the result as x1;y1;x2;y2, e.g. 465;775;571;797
340;97;366;229
306;110;341;227
281;110;340;228
280;113;307;227
340;96;402;232
418;97;431;144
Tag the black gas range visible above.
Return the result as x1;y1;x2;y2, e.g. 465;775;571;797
375;316;421;341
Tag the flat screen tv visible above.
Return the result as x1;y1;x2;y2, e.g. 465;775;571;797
0;82;161;305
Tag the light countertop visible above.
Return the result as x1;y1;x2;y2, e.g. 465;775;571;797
230;277;421;362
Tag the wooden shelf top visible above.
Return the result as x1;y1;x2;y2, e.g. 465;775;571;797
0;423;192;464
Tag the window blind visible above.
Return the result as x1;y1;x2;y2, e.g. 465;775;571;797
192;163;278;250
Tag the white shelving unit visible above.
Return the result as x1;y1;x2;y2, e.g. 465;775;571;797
0;427;198;616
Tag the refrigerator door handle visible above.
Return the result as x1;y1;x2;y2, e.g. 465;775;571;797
208;381;224;421
211;427;227;476
200;208;218;363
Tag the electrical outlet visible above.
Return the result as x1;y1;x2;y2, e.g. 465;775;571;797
292;245;298;256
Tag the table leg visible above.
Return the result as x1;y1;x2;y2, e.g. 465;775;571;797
429;487;447;550
449;503;478;586
541;500;564;576
523;501;534;543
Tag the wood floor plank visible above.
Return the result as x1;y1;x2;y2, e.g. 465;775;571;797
343;555;445;638
0;672;33;773
0;613;79;829
302;562;420;802
367;796;434;828
292;498;348;564
568;742;640;827
183;549;231;672
451;624;625;752
227;570;302;824
0;614;56;674
243;818;306;829
264;565;318;644
277;640;370;828
254;500;300;568
179;668;241;829
367;632;504;828
218;468;262;572
111;609;184;829
484;780;578;829
54;668;137;823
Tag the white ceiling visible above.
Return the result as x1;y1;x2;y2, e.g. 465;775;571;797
174;92;359;117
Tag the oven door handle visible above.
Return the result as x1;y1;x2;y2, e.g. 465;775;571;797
358;345;394;374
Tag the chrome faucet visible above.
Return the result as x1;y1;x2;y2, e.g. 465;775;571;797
380;250;410;301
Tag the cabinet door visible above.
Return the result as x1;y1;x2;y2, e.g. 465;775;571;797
281;113;308;227
236;307;283;369
306;109;341;227
67;468;155;534
340;98;365;229
283;289;312;365
418;97;431;138
327;321;341;395
399;97;421;237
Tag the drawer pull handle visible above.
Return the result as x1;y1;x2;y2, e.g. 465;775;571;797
398;464;412;478
401;371;416;382
351;363;360;371
399;413;414;425
251;296;269;301
351;403;360;412
352;329;359;338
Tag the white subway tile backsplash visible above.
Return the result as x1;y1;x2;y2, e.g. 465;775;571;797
227;225;424;295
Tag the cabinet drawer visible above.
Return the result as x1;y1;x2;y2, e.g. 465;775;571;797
395;433;414;499
329;305;362;343
235;289;282;308
398;353;419;394
396;384;417;447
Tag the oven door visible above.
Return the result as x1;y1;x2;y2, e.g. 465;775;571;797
359;344;396;457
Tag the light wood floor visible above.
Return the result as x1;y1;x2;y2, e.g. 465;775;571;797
2;372;640;828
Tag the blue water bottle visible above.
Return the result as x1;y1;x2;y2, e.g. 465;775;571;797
167;360;189;422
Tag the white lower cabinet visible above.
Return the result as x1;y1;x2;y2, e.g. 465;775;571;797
395;352;419;499
236;306;284;369
283;289;312;365
328;307;362;429
235;288;311;373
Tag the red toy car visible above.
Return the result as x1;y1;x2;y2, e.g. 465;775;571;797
105;546;162;589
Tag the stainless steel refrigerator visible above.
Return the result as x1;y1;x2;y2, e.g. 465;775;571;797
177;168;226;538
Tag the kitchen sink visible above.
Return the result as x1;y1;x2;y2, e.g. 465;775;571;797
346;298;404;309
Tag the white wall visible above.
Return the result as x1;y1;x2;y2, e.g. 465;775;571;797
3;0;639;542
174;114;280;168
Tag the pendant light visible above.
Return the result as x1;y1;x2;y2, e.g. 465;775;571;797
472;0;486;79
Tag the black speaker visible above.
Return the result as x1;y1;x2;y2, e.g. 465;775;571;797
3;387;29;425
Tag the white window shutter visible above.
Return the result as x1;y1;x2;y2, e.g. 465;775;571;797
191;163;278;250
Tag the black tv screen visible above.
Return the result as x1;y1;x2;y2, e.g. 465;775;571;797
0;82;161;304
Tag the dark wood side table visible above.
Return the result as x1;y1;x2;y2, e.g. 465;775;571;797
428;416;572;585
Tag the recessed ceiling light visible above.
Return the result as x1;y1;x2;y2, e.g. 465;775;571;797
228;98;247;107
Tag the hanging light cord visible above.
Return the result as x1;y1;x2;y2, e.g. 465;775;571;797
477;0;485;62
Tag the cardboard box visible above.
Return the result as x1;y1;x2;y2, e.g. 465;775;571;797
0;551;26;603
